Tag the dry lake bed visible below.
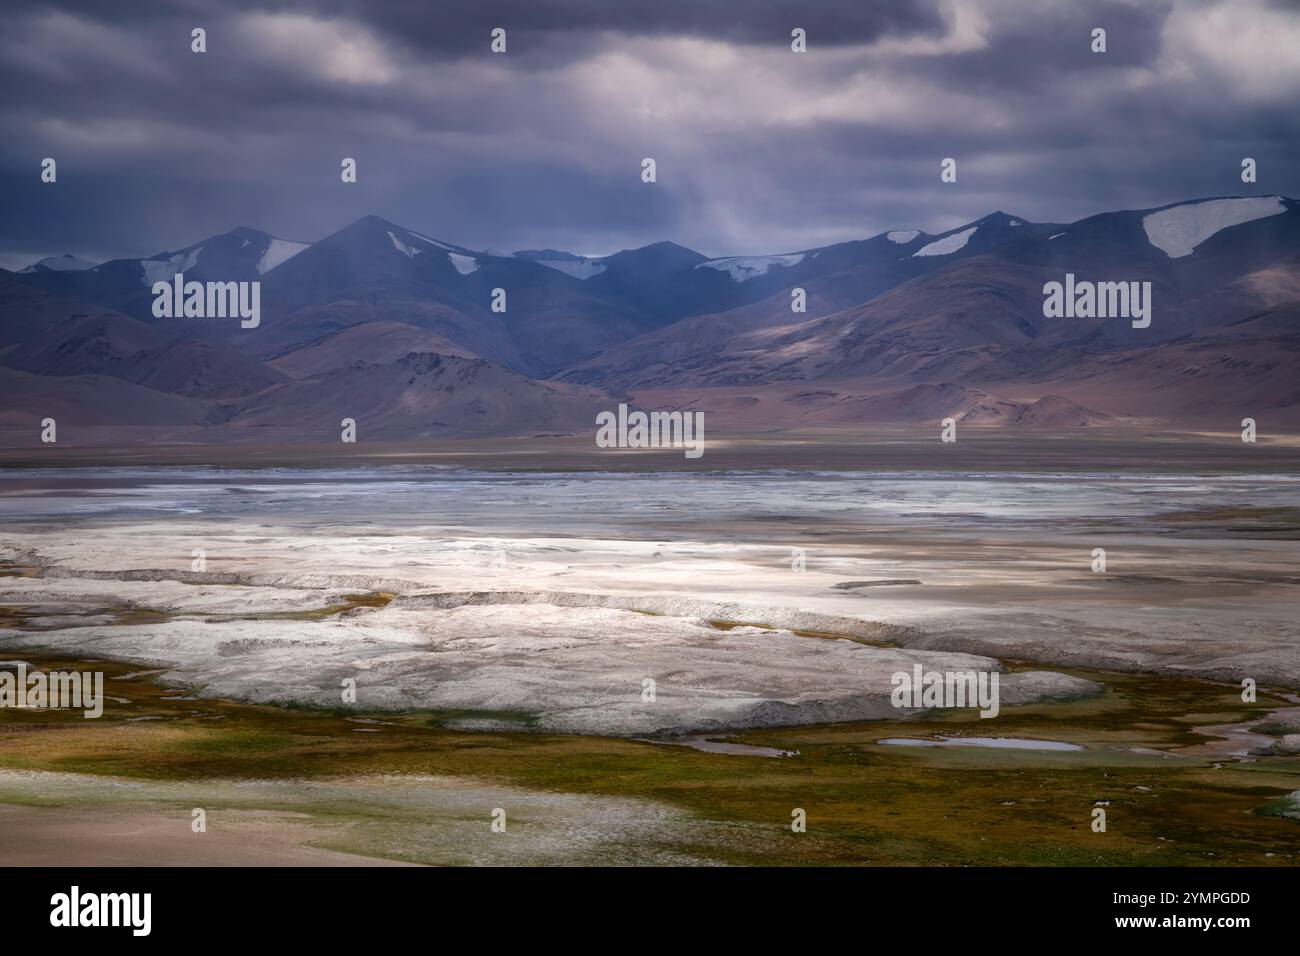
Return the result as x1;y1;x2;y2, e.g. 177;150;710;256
2;435;1298;865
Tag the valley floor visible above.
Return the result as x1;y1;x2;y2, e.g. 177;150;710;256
1;654;1297;866
1;438;1297;864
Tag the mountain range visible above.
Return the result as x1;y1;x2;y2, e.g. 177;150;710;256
4;194;1299;443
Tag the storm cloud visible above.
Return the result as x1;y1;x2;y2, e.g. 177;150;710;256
2;0;1299;268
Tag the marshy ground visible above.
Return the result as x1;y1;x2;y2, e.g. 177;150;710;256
1;653;1297;866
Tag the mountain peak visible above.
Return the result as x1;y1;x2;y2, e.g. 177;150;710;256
19;253;98;274
330;214;408;238
634;240;703;256
513;248;583;261
330;215;471;255
225;226;276;240
601;240;706;268
979;211;1028;225
356;214;402;229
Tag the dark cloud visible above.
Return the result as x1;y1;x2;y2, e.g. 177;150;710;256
29;0;948;53
2;0;1299;267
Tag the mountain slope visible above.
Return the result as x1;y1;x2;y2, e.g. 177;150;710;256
7;315;284;400
558;213;1070;388
112;340;288;399
234;351;607;437
579;196;1300;396
19;254;98;274
268;321;477;378
0;366;225;428
19;227;310;323
7;195;1300;437
247;216;658;377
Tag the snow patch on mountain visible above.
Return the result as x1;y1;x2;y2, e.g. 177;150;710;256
387;232;422;259
448;252;479;275
886;230;920;244
913;227;976;257
19;254;97;274
1143;196;1287;258
257;239;310;275
534;258;606;280
141;247;203;286
696;254;804;282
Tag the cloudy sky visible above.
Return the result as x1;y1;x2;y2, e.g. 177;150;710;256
3;0;1299;269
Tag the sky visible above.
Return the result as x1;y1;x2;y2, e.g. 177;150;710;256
3;0;1300;269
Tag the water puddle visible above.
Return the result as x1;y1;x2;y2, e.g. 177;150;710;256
638;735;798;758
1178;703;1300;760
878;736;1084;752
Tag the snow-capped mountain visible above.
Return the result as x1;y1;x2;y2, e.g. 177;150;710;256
19;226;311;323
513;249;610;280
19;253;98;274
249;215;660;377
558;195;1300;429
4;195;1300;439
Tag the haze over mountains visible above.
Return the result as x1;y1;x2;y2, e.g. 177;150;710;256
3;194;1299;443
